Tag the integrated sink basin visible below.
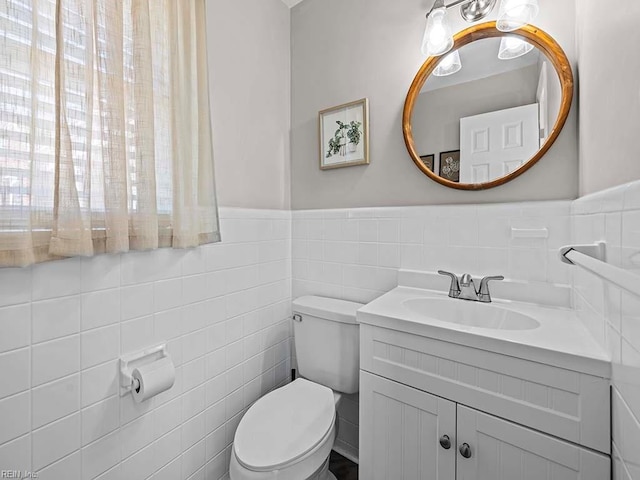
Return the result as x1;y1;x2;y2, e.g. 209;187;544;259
402;297;541;331
357;278;610;378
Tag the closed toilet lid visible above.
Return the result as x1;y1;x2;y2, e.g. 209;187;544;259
233;378;335;471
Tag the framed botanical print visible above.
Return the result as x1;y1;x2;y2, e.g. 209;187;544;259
319;98;369;170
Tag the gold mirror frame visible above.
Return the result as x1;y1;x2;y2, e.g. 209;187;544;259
403;22;574;191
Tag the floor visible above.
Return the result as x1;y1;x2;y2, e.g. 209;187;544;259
329;450;358;480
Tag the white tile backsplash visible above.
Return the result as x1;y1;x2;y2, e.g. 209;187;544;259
3;193;639;477
37;450;81;479
82;430;121;480
573;181;640;476
120;283;154;321
293;201;572;303
81;289;121;331
121;443;156;480
32;335;80;387
82;325;120;369
0;303;30;353
80;254;121;293
32;295;81;344
0;348;29;399
81;361;119;408
0;266;31;308
82;396;120;445
154;278;184;313
0;434;31;473
120;316;154;356
32;411;81;471
32;257;82;302
154;457;181;480
0;209;291;479
32;374;80;429
0;391;30;445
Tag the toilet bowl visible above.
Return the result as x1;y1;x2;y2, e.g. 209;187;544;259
229;296;363;480
229;378;339;480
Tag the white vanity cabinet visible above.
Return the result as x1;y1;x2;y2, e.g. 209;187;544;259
455;405;609;480
359;324;611;480
360;371;456;479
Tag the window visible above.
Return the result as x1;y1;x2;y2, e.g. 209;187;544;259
0;0;220;267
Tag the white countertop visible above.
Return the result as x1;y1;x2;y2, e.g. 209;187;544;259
357;286;611;378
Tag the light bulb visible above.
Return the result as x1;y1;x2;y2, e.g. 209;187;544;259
421;6;454;57
508;4;526;18
498;36;534;59
496;0;539;32
433;50;462;76
504;37;522;50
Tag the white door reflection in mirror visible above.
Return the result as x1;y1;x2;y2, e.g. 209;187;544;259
459;104;539;183
536;61;550;145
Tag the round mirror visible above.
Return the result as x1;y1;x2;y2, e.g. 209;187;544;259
403;22;573;190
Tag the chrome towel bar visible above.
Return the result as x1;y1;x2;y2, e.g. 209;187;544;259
560;242;640;299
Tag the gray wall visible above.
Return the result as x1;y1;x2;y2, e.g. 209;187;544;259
207;0;291;209
414;64;539;173
291;0;578;209
577;0;640;196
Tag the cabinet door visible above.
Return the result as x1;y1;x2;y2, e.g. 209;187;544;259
359;371;456;480
456;405;610;480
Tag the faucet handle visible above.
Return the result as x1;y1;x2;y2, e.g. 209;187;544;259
438;270;461;298
478;275;504;303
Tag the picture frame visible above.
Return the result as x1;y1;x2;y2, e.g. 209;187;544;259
420;154;435;172
439;150;460;183
319;98;369;170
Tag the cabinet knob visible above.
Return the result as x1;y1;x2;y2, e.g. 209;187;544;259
459;443;472;459
439;435;451;450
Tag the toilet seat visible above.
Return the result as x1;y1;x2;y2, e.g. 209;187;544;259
229;422;336;480
233;378;336;472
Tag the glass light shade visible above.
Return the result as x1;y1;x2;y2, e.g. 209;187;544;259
421;7;454;57
496;0;539;32
498;36;534;60
433;50;462;76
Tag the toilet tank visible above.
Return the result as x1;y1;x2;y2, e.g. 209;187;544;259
292;296;363;394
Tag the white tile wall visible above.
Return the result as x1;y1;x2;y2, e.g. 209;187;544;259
572;180;640;479
2;195;632;478
292;201;573;305
292;200;573;461
0;208;292;480
334;393;359;462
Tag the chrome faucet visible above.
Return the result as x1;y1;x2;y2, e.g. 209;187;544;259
438;270;504;303
459;273;478;301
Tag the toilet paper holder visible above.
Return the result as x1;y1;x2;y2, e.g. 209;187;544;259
119;344;170;397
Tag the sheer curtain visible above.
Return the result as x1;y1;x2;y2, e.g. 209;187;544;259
0;0;220;267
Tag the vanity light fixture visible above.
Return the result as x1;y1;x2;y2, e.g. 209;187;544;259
498;36;534;59
421;0;455;56
496;0;539;32
433;50;463;76
421;0;539;56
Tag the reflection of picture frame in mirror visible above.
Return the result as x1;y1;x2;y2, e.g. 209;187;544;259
420;154;434;172
319;98;369;170
439;150;460;183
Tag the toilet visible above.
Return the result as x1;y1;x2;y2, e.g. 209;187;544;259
229;295;363;480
